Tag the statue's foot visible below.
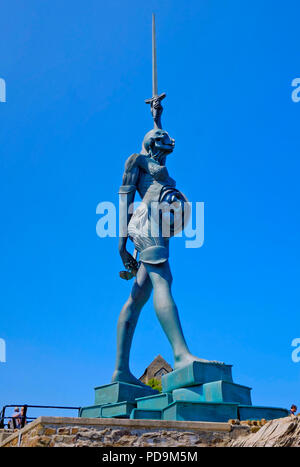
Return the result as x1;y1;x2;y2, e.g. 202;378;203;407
174;353;225;371
111;369;149;388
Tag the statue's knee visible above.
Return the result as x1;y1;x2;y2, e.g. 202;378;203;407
119;309;133;328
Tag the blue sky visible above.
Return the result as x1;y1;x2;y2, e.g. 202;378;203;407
0;0;299;418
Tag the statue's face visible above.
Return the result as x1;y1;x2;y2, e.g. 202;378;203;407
152;130;175;154
142;129;175;157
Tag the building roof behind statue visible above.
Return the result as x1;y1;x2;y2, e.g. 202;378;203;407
139;354;173;383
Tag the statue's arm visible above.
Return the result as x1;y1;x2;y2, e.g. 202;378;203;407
118;153;169;267
118;155;139;269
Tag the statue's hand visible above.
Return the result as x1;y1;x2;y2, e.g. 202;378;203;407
120;249;138;272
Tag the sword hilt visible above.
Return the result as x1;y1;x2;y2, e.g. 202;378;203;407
119;249;139;281
145;93;166;129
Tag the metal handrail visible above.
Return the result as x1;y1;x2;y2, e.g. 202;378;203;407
0;404;81;429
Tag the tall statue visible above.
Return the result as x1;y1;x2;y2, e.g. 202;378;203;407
112;15;221;387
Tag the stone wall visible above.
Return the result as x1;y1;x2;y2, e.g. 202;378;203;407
0;429;14;444
0;416;250;447
230;415;300;447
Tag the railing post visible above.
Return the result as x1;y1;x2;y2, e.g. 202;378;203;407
21;405;28;428
12;417;16;429
0;404;80;429
0;406;5;428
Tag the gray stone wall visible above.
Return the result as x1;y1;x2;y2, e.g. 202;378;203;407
0;416;250;447
230;415;300;447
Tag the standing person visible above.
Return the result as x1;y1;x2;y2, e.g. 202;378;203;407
290;404;297;416
11;407;21;429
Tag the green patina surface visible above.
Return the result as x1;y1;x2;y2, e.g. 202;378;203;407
238;405;289;421
136;393;173;410
162;401;238;423
172;380;252;405
161;361;233;393
130;408;162;420
80;363;288;423
79;404;103;418
100;401;136;419
94;382;158;405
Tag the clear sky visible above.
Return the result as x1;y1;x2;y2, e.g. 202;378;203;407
0;0;299;419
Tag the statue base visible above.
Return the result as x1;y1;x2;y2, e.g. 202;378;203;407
80;362;288;422
80;382;159;418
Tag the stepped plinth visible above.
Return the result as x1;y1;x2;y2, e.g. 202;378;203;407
80;361;288;422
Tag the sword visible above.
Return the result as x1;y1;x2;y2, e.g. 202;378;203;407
120;15;163;281
145;13;166;129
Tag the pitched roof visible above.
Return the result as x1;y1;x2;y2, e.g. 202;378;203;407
139;355;173;382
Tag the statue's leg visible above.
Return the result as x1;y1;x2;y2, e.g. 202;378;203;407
144;261;217;370
111;262;153;386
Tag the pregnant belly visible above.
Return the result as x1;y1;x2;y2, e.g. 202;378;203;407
158;186;191;236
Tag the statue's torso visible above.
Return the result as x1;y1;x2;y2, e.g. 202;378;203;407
137;165;176;204
127;156;190;259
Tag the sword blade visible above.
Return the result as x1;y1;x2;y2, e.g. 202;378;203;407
152;13;158;97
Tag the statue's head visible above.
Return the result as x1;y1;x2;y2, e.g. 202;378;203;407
142;129;175;158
